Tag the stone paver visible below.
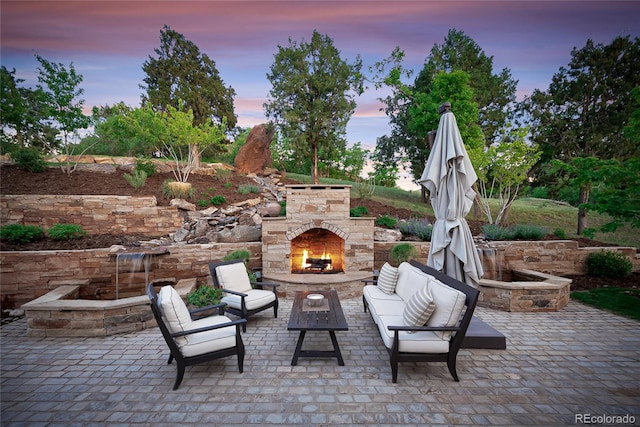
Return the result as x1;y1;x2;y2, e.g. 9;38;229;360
1;298;639;426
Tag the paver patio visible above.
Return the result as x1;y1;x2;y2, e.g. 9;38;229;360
1;298;639;426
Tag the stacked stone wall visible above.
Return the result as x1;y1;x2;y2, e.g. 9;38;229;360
0;195;183;236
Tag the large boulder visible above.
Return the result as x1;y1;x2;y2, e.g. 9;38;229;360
234;123;274;174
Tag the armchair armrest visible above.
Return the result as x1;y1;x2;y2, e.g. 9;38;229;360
220;288;248;298
189;302;227;318
171;318;247;338
252;281;279;291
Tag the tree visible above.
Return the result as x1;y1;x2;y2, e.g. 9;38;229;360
264;30;364;184
524;36;640;234
373;50;484;200
1;66;55;151
374;30;517;195
35;54;91;175
141;25;236;133
476;125;540;225
414;29;517;144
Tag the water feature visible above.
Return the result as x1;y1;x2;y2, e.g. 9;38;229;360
477;245;504;280
115;252;152;300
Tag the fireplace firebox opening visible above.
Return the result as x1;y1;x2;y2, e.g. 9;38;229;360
290;228;344;274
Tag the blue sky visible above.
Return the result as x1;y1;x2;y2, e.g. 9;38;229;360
2;0;639;154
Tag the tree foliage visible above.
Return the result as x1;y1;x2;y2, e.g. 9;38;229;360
35;54;91;175
524;35;640;234
141;25;236;131
373;30;517;190
264;30;364;184
1;65;57;152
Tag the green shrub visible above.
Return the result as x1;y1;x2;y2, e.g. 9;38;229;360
46;223;87;240
279;200;286;216
237;184;261;195
123;169;147;189
529;186;549;199
553;228;566;239
223;249;252;263
209;195;226;206
215;168;232;184
0;224;45;243
512;224;548;240
134;158;156;177
586;250;633;278
10;148;47;172
350;206;368;217
186;285;223;307
399;218;432;241
482;224;547;241
375;215;397;229
482;224;516;240
389;243;418;267
197;199;209;208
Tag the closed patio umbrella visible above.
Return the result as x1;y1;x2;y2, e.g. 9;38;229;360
419;103;483;287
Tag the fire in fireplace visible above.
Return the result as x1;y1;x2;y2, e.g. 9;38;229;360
290;228;344;274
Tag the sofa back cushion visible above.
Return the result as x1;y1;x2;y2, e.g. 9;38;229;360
395;262;430;303
377;262;399;294
426;277;467;339
215;262;252;293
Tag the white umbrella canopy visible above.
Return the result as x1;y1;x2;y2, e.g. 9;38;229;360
419;104;484;287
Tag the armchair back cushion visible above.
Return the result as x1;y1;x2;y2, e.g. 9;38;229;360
215;262;252;293
158;285;192;345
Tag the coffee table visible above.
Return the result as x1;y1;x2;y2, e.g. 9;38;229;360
287;289;349;366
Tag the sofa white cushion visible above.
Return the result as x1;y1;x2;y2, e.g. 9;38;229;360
377;262;399;294
395;262;430;303
158;285;192;345
221;288;275;311
403;285;436;333
363;285;404;325
426;276;467;339
215;262;252;293
377;315;450;353
179;315;237;357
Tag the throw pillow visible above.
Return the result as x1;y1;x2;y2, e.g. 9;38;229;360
403;285;436;333
377;262;399;294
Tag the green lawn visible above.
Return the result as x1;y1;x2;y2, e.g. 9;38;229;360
571;288;640;321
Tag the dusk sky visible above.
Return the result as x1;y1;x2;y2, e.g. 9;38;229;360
2;1;639;154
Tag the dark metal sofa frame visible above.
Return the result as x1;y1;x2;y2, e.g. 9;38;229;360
363;259;480;383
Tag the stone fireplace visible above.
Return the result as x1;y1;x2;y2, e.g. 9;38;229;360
261;185;374;291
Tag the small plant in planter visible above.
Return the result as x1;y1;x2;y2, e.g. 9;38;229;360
0;224;45;244
186;285;224;308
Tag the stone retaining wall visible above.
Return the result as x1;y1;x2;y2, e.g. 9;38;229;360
0;195;183;236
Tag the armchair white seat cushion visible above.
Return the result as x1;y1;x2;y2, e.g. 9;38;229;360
221;289;276;311
425;276;466;339
179;315;238;357
158;285;193;345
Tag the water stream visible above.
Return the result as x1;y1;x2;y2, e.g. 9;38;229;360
115;253;152;300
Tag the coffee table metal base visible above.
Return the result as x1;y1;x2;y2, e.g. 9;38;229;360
291;330;345;366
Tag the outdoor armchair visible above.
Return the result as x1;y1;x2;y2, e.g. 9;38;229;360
209;259;279;332
147;283;246;390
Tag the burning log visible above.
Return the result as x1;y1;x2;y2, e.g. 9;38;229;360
305;257;332;271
